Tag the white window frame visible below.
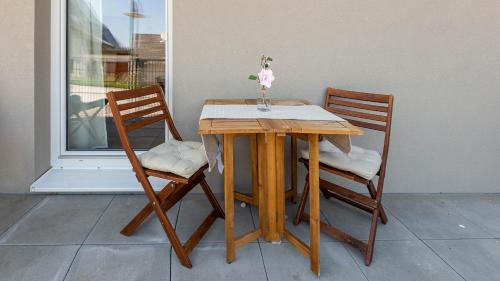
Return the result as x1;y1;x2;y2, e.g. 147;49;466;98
50;0;173;169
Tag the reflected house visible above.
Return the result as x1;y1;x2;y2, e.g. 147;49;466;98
70;30;166;102
132;33;166;89
100;33;166;92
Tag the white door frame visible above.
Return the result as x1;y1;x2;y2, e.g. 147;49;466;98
50;0;173;169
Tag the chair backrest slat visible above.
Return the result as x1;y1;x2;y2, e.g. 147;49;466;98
113;86;162;101
122;105;165;121
327;88;390;103
344;118;386;132
117;96;162;111
330;98;388;113
125;114;167;132
327;107;387;122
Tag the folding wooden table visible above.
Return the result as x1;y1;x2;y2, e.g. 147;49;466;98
198;99;362;276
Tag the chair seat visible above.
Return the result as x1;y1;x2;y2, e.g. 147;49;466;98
138;140;208;178
300;140;381;180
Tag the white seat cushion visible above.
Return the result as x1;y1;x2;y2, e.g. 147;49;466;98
138;140;208;178
301;140;382;180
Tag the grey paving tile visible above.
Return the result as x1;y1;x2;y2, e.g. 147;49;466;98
0;195;113;245
250;199;336;244
85;195;180;244
425;239;500;281
262;242;367;281
442;194;500;238
171;243;267;281
176;194;249;243
348;240;464;281
0;245;79;281
0;195;44;235
321;199;416;241
65;244;170;281
384;195;492;239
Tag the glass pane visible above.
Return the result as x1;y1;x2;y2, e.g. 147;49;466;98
67;0;166;150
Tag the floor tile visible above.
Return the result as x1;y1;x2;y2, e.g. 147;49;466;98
426;239;500;281
261;242;367;281
176;194;250;243
0;195;44;235
171;243;267;281
442;194;500;238
0;195;113;245
384;195;492;239
250;199;336;244
348;240;464;281
0;245;79;281
85;195;180;244
65;244;170;281
1;193;499;281
321;199;416;241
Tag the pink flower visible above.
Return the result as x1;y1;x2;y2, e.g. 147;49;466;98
258;69;275;89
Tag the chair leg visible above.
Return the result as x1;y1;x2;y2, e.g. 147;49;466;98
139;180;192;268
365;208;380;266
154;202;193;268
121;182;175;236
293;176;309;225
200;178;225;219
367;181;388;224
121;203;153;236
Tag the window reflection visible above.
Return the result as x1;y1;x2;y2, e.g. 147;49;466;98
67;0;166;150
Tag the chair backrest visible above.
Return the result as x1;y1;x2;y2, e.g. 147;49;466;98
106;85;182;172
325;87;394;180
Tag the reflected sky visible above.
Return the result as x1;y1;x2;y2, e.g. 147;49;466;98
100;0;165;48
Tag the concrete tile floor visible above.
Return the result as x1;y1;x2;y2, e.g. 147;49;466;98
0;193;499;281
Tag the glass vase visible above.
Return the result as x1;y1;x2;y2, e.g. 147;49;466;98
257;88;271;112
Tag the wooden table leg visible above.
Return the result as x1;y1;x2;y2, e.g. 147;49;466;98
224;134;235;263
258;133;281;242
290;135;298;203
251;134;259;206
276;135;285;238
308;134;321;276
257;134;267;237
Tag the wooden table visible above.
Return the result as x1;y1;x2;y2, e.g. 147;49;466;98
198;99;362;276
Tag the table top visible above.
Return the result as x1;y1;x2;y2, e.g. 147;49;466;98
198;99;363;136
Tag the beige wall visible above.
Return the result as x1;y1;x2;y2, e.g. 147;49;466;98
1;0;499;193
0;0;50;193
173;0;500;193
0;0;36;193
34;0;52;179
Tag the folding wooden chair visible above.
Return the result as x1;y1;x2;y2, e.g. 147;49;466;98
294;87;393;265
106;85;225;268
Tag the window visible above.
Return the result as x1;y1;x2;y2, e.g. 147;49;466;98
66;0;167;151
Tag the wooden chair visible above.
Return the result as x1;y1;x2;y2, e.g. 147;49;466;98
106;85;225;268
293;87;393;265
